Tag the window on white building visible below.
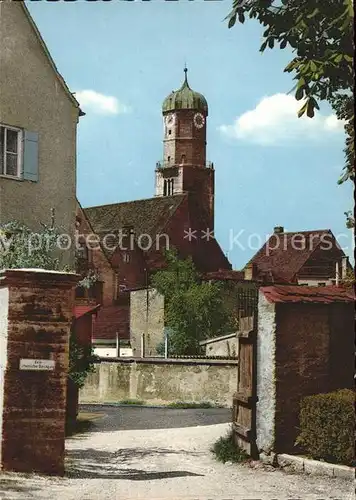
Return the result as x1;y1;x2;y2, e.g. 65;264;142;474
0;125;22;178
0;125;39;181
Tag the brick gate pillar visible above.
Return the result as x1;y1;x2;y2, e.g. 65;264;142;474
0;269;78;475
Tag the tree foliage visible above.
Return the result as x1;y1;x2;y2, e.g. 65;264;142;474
0;220;100;288
151;249;235;356
226;0;354;184
68;326;98;388
0;220;60;270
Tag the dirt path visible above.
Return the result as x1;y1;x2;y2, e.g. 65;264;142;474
0;411;353;500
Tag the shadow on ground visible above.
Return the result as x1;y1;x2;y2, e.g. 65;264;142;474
65;447;204;480
0;477;45;499
66;419;96;438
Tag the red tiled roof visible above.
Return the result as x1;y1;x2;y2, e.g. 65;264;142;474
74;304;101;319
247;230;343;283
204;270;245;281
261;285;355;304
84;194;187;254
93;304;130;340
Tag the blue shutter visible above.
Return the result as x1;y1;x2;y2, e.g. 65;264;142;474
23;131;39;181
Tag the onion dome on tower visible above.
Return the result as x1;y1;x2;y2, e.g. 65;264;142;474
162;67;208;115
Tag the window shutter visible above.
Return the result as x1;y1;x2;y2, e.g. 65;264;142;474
23;131;39;181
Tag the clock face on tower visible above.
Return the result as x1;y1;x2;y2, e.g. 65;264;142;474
193;112;205;129
165;113;175;127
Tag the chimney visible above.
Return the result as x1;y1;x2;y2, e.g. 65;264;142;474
335;261;340;285
341;256;349;279
244;262;256;281
274;226;284;234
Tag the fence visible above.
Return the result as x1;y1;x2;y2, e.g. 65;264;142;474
235;284;259;327
232;283;259;457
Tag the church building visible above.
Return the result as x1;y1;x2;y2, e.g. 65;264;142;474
76;69;233;352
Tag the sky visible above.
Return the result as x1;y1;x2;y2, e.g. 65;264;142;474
28;0;353;269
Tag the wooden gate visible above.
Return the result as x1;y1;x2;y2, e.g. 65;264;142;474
232;286;259;458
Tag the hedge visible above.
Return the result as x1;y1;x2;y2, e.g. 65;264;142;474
296;389;355;466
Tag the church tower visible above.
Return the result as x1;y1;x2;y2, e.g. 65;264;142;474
155;68;215;230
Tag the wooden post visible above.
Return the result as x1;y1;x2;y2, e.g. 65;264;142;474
164;328;168;358
116;333;120;357
141;334;145;358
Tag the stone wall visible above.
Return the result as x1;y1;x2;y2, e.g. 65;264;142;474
256;293;276;454
130;289;165;357
80;358;238;408
0;269;77;475
202;334;238;357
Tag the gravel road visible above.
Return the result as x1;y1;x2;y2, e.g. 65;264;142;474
0;406;353;500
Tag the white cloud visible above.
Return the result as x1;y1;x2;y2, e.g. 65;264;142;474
219;93;345;146
75;90;130;115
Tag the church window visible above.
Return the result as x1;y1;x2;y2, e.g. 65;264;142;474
163;178;175;196
181;154;186;164
168;130;172;135
75;286;85;299
123;252;130;263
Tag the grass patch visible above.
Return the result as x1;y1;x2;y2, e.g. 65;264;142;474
167;401;215;409
119;399;146;405
211;429;249;463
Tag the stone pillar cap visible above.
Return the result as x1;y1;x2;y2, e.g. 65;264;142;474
0;268;80;287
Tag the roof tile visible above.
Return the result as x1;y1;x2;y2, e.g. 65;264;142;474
84;194;186;243
261;285;354;304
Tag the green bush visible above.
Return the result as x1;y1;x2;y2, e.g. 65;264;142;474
296;389;355;466
211;428;249;463
119;399;145;405
167;401;214;409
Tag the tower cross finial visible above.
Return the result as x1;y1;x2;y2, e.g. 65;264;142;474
184;64;188;83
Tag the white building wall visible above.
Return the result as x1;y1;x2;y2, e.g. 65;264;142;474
256;291;277;453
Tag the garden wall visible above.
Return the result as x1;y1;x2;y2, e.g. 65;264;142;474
256;286;354;456
80;357;238;408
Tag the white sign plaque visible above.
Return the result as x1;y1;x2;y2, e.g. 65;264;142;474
19;359;55;371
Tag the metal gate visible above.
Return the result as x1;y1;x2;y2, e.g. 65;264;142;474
232;285;259;458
